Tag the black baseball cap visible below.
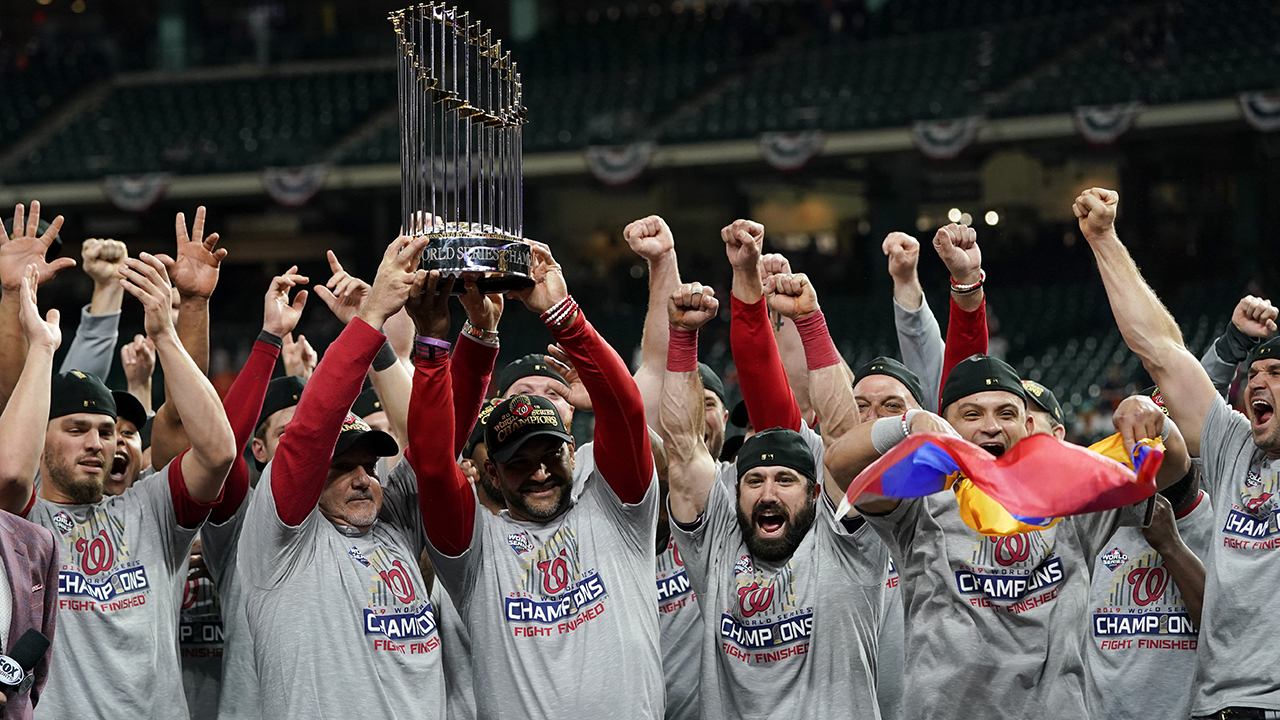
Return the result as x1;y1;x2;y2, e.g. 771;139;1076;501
497;354;567;395
257;376;306;429
1246;337;1280;371
49;370;115;421
484;394;574;464
463;397;505;458
736;428;816;483
111;391;148;430
332;412;399;461
699;363;727;404
940;354;1025;413
352;388;384;419
854;356;925;406
729;400;750;429
1020;380;1063;424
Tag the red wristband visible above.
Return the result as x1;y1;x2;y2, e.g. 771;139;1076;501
793;310;841;370
667;327;699;372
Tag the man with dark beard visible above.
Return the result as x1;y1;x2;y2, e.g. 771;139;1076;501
409;241;662;719
0;243;237;720
658;221;887;718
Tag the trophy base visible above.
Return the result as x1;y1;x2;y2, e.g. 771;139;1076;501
419;234;534;294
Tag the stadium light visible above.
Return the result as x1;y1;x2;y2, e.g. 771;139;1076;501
947;208;961;223
72;0;86;11
984;211;999;226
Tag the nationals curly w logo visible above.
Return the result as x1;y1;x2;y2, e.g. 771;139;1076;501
991;535;1032;566
737;582;775;617
1126;566;1171;607
537;551;572;596
379;559;418;605
74;530;115;576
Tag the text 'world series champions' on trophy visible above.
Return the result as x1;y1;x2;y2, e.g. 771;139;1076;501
391;4;532;292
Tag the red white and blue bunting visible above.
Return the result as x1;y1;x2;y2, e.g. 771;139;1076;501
584;142;654;186
1073;102;1142;145
102;173;172;213
759;130;826;171
911;116;982;160
1239;91;1280;132
262;164;330;208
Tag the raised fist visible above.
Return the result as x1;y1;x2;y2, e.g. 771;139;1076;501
82;238;128;285
667;282;719;332
760;253;792;282
1232;295;1278;338
932;223;981;286
764;272;819;321
1073;188;1119;240
1112;394;1166;461
721;219;764;272
882;232;920;286
622;215;674;261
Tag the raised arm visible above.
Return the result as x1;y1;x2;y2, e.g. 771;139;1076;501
1199;296;1278;396
120;334;156;414
513;241;654;502
0;202;75;407
208;269;307;524
407;270;478;555
271;234;426;525
624;215;681;420
724;219;803;433
762;253;815;424
885;232;944;412
0;267;61;515
149;207;226;469
58;238;127;380
659;282;720;523
450;284;501;457
120;253;236;504
1076;188;1218;456
932;224;988;397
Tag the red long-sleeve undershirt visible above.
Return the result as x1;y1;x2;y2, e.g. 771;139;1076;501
449;334;497;457
271;318;385;526
731;296;802;433
410;353;472;556
552;311;653;503
207;339;280;524
410;310;653;555
939;295;989;408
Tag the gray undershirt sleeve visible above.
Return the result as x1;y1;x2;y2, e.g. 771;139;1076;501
59;304;120;381
894;294;944;413
1199;341;1238;398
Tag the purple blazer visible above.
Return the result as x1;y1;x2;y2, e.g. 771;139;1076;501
0;509;57;720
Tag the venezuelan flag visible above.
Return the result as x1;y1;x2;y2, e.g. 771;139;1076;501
841;433;1163;536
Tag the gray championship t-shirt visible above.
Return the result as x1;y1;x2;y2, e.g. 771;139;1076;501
427;450;663;720
240;459;445;720
1192;396;1280;715
877;558;904;720
434;580;476;720
206;493;259;720
30;462;197;720
657;534;701;720
865;490;1152;720
1086;489;1214;719
672;478;887;720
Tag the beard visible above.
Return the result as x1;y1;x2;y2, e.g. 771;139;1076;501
504;476;572;521
44;454;106;505
735;497;817;563
340;490;380;528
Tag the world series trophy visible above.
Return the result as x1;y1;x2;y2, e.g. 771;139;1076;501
391;4;532;292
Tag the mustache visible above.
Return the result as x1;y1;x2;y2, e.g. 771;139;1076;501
346;490;375;503
751;501;789;523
